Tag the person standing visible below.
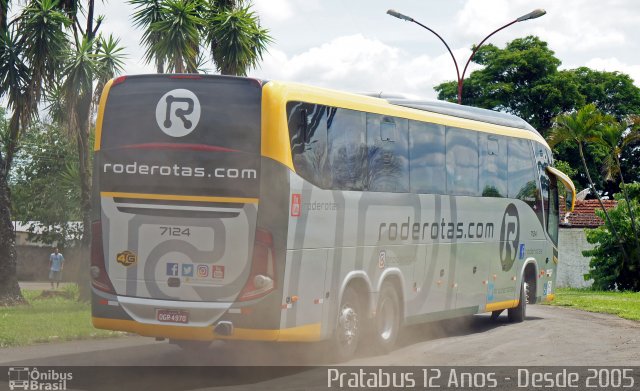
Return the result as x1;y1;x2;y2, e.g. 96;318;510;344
49;247;65;289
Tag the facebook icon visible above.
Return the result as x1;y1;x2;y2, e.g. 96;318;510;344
166;263;179;276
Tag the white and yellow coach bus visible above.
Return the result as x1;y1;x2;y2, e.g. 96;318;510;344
90;74;575;360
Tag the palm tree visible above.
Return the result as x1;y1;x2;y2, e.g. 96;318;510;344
0;0;70;305
205;2;271;76
130;0;167;73
150;0;202;73
129;0;271;76
547;104;629;262
7;0;70;168
55;34;124;300
588;118;640;254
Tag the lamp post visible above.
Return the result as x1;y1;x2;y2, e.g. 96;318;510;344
387;8;546;104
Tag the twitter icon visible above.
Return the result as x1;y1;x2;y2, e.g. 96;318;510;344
181;264;194;277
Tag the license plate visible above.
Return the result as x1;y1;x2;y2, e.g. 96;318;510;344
156;309;189;324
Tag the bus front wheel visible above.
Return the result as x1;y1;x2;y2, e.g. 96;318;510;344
371;283;401;352
330;286;361;362
508;281;527;323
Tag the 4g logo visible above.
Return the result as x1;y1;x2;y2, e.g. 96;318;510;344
116;251;138;267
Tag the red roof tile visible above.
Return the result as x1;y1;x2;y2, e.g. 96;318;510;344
560;199;617;228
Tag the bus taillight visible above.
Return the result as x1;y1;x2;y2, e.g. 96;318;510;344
90;221;116;294
238;228;276;301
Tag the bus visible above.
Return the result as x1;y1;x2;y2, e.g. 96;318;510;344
91;74;575;361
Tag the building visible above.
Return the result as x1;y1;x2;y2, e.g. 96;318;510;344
557;199;617;288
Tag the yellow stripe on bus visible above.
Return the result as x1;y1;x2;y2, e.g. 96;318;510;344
101;192;258;204
94;78;115;151
92;317;322;342
485;299;519;312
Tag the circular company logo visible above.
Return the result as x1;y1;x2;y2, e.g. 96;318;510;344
499;203;520;272
155;88;201;137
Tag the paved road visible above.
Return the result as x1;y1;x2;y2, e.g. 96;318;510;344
1;305;639;390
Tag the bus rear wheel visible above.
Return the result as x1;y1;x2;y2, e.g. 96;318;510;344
330;286;361;362
508;281;527;323
371;284;401;352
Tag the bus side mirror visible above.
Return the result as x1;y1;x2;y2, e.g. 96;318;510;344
546;166;576;213
565;191;574;213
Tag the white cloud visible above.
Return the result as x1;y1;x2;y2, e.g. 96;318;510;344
253;0;294;23
585;57;640;84
250;34;480;99
455;0;638;53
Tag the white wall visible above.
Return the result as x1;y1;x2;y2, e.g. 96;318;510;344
557;228;594;288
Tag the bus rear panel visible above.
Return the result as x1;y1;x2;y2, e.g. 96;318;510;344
91;75;288;339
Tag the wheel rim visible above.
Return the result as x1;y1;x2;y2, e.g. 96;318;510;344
337;304;358;347
378;296;396;341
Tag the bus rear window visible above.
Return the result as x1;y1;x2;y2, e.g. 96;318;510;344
100;75;261;153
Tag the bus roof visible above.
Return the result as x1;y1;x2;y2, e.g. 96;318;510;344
364;92;540;135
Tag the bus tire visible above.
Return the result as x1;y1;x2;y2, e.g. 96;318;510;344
508;281;527;323
330;286;361;362
371;283;401;352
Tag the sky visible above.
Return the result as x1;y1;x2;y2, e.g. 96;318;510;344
26;0;640;100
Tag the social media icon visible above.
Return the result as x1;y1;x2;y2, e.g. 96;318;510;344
181;264;194;277
197;265;209;278
166;263;179;276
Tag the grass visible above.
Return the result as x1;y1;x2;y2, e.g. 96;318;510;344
546;287;640;321
0;285;125;348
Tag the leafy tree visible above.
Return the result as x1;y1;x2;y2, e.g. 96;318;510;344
434;36;581;132
584;191;640;291
435;36;640;192
11;121;82;248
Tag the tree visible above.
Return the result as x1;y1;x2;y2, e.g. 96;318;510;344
0;0;71;305
547;104;629;263
588;118;640;255
11;120;82;248
130;0;272;76
435;36;640;134
434;35;640;191
584;191;640;291
54;25;124;301
149;0;202;73
205;2;271;76
434;36;582;132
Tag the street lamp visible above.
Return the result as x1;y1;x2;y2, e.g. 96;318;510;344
387;8;546;104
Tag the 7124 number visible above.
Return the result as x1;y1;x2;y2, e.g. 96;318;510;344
159;226;190;237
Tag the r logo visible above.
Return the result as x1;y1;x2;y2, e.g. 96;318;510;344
499;203;520;271
155;89;201;137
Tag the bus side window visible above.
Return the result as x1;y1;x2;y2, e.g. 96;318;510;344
367;114;409;192
410;121;446;194
479;134;507;197
508;138;543;219
286;102;330;188
327;107;367;191
446;127;479;196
